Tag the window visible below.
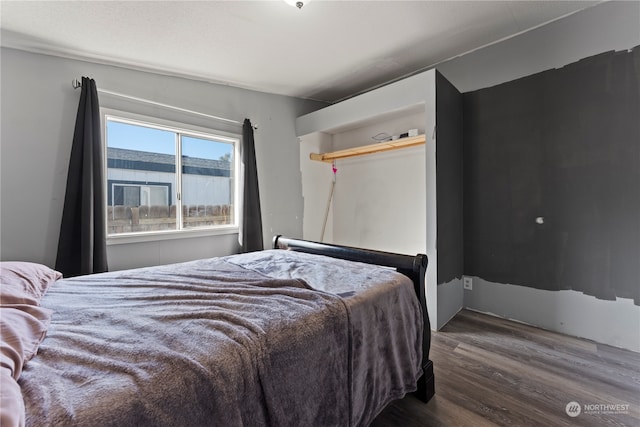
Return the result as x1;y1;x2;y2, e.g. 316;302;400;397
110;182;171;206
104;112;239;238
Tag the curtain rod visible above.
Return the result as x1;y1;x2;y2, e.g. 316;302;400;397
72;79;255;129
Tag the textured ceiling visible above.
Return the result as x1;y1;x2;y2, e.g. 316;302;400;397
0;0;601;103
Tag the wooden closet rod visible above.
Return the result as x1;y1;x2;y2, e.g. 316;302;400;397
309;134;425;163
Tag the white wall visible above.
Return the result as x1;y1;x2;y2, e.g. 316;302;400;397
297;70;441;330
332;146;426;255
466;277;640;352
0;48;325;270
299;132;334;242
438;0;640;351
328;112;426;255
438;1;640;92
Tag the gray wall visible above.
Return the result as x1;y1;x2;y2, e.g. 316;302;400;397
463;47;639;304
435;71;464;285
437;0;640;351
0;48;325;270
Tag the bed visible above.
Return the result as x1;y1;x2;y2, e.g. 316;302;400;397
1;236;434;426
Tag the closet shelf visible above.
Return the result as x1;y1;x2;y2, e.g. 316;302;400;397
309;134;425;163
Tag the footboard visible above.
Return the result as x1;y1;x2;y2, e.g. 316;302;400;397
272;235;435;403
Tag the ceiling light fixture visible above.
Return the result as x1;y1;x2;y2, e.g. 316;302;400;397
283;0;310;9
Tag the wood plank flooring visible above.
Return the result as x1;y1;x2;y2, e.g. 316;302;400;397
371;309;640;427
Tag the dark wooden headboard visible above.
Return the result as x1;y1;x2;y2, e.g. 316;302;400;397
272;235;434;403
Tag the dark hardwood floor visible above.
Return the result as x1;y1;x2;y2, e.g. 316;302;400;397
372;309;640;427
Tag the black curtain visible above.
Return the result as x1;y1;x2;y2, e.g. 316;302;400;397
241;119;264;252
55;77;108;277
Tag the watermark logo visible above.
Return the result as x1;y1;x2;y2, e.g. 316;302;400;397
583;403;630;415
565;401;630;417
566;401;581;417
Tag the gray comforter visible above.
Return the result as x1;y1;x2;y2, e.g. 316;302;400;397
20;250;422;426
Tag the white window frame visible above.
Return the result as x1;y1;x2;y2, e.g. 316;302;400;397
102;108;241;245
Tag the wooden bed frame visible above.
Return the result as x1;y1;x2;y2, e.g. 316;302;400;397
273;236;435;403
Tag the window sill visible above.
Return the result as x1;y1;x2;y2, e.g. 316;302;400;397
106;226;239;246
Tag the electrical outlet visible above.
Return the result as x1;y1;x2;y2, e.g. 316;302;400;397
463;276;473;290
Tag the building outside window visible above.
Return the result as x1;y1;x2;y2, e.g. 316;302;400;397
104;112;239;237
